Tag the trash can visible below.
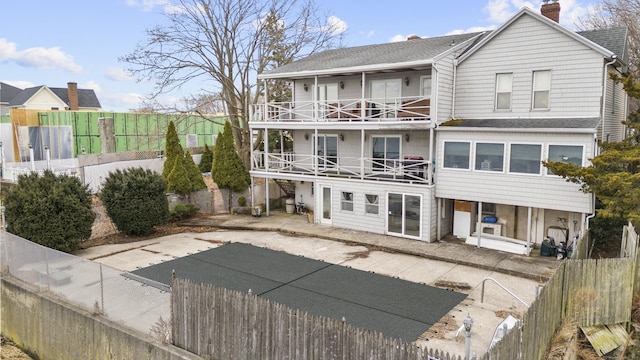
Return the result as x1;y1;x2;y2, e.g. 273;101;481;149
285;198;295;214
540;237;556;257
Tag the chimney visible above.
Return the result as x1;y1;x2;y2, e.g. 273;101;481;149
407;34;421;41
67;82;79;110
541;0;560;23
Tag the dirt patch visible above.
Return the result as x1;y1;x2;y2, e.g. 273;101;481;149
1;336;33;360
421;315;460;340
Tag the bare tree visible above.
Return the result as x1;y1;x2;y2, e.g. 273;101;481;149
120;0;341;167
578;0;639;73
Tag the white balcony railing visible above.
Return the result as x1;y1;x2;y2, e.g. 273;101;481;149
252;96;431;123
252;151;432;184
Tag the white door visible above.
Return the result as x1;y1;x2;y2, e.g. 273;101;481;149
320;185;332;225
387;192;421;238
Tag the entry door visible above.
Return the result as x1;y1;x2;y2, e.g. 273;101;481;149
321;186;332;224
387;193;421;238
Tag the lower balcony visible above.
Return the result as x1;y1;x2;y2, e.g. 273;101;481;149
251;151;432;185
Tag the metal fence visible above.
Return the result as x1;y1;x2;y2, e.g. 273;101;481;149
0;231;170;335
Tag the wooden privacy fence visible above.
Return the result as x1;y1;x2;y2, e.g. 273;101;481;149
482;255;637;360
172;279;463;360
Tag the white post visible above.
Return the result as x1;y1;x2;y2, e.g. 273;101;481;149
45;145;51;170
477;201;482;248
526;207;532;255
29;144;35;171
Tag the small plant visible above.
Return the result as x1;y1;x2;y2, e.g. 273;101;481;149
169;203;199;222
150;316;172;343
237;196;247;207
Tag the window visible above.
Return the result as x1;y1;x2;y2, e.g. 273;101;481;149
495;73;512;110
443;141;470;169
421;75;432;98
475;143;504;171
186;134;198;147
365;194;379;214
547;145;583;175
371;79;402;117
532;70;551;109
341;192;354;211
316;135;338;168
372;136;400;170
509;144;542;174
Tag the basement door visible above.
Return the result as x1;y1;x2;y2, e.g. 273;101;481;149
387;193;422;238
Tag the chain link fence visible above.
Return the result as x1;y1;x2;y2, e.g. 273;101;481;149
0;231;170;335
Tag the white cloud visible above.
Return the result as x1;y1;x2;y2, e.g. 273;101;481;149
390;34;407;42
483;0;597;30
0;38;82;73
82;81;101;93
105;67;133;81
125;0;169;12
327;16;348;36
446;25;498;35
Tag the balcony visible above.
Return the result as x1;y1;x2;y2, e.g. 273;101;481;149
252;97;431;123
252;151;432;185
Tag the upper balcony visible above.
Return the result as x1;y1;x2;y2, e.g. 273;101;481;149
252;96;431;124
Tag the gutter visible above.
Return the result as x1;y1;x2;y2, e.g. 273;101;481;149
600;55;618;142
436;126;598;134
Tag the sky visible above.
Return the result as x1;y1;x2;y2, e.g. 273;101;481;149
0;0;601;112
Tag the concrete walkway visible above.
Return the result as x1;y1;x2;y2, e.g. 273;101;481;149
178;211;562;282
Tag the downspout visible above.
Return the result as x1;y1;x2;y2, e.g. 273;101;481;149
584;133;599;257
601;56;617;142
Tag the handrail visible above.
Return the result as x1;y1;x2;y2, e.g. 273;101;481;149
480;277;529;307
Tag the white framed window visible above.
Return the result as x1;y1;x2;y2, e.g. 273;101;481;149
365;194;379;215
547;145;583;175
509;143;542;174
443;141;470;169
372;136;401;171
495;73;512;110
475;143;504;171
532;70;551;109
420;75;432;98
341;191;354;211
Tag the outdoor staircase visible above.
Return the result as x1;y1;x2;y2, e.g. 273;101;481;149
273;179;296;198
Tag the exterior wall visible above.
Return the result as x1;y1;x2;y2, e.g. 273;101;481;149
455;14;604;119
434;53;456;123
602;68;627;143
312;178;435;241
435;129;594;213
1;277;201;360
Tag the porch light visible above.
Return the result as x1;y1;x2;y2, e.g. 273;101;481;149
405;133;410;142
304;133;309;140
339;81;344;89
303;83;308;92
404;76;410;86
339;134;344;141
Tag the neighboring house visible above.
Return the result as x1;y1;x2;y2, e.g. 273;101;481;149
8;82;101;111
1;82;23;115
250;2;629;254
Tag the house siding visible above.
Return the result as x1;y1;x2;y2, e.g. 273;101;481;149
435;130;594;213
434;53;455;123
313;178;435;241
455;14;604;119
602;69;627;143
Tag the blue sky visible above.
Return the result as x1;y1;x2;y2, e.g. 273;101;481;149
0;0;599;112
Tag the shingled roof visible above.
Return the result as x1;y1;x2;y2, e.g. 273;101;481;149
577;27;628;64
0;82;23;104
8;85;101;109
260;32;484;79
440;117;601;130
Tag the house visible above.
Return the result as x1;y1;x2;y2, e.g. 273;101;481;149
1;82;23;115
250;2;629;254
8;82;101;111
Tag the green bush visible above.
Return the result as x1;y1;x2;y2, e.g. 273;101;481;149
169;203;199;222
100;168;169;236
3;170;95;252
237;196;247;207
198;144;213;173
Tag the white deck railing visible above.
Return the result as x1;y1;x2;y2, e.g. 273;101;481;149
252;151;431;184
252;96;431;123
